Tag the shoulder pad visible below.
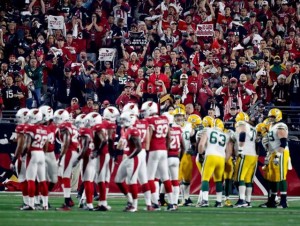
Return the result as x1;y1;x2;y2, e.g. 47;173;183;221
235;121;247;127
275;122;288;131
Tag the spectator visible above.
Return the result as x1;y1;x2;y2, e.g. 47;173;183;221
149;64;170;91
115;82;139;108
14;74;28;108
171;74;193;105
185;103;200;117
253;70;273;105
1;75;23;110
66;97;81;119
273;74;290;106
197;78;213;116
97;71;119;104
224;105;238;130
81;97;94;114
24;57;43;107
285;63;300;106
250;103;266;125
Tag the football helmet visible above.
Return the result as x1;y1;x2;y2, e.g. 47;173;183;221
103;106;120;122
122;103;139;116
173;107;186;126
202;116;214;128
235;112;249;122
85;112;102;127
74;114;86;128
15;108;29;124
268;108;282;122
162;112;174;124
140;101;158;118
53;109;70;125
39;105;54;122
214;118;224;131
256;122;268;136
187;114;202;129
119;111;136;127
27;108;43;124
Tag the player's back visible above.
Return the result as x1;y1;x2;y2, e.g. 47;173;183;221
147;115;169;151
124;127;140;155
79;127;94;156
268;122;288;152
205;128;228;157
235;121;257;156
24;124;48;152
134;119;149;149
168;124;182;157
57;122;79;152
181;122;193;151
45;122;57;152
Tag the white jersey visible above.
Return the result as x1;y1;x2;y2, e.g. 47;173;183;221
113;5;128;28
181;122;193;152
267;122;288;153
235;121;257;156
204;128;228;157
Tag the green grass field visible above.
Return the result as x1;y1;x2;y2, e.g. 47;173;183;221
0;193;300;226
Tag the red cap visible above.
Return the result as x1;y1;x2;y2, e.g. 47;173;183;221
230;77;238;83
285;39;293;44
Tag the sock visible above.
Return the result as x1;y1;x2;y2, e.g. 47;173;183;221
98;182;106;201
245;184;252;203
224;179;232;197
141;183;151;206
202;191;209;201
27;180;35;200
48;182;55;192
197;190;203;204
183;182;190;200
216;192;222;203
238;181;246;200
116;182;128;195
85;181;94;205
62;178;71;198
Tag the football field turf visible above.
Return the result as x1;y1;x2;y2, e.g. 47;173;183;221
0;193;300;226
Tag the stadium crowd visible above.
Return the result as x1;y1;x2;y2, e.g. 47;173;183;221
0;0;298;212
0;0;299;122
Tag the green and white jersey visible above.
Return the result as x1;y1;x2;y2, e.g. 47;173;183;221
235;121;257;156
205;128;228;157
267;122;288;153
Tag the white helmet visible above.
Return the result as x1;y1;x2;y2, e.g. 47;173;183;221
103;106;120;122
39;105;54;122
141;101;158;118
85;112;102;127
15;108;29;124
27;108;43;124
119;111;136;127
122;103;139;116
53;109;70;125
74;114;86;128
162;112;174;124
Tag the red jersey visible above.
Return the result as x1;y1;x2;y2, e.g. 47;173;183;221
79;127;94;158
134;119;149;149
102;120;117;140
46;122;57;152
123;127;140;155
147;115;169;151
24;124;48;152
168;125;183;157
15;124;26;134
57;122;79;152
92;123;108;155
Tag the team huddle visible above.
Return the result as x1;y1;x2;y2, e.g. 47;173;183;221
11;102;290;212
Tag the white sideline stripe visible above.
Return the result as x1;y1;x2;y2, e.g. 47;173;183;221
254;176;268;196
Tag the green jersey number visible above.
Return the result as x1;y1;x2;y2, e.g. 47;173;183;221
209;131;227;147
250;127;257;141
268;131;275;141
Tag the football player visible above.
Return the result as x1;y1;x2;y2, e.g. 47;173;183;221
90;112;110;211
166;112;184;209
39;106;57;193
141;101;174;211
263;108;290;208
114;111;142;212
174;108;194;206
22;109;49;210
10;108;29;209
54;109;79;210
233;112;258;208
198;119;232;207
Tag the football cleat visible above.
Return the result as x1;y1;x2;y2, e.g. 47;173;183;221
234;199;248;208
94;205;110;211
245;202;252;208
82;206;94;211
183;198;193;206
124;206;137;212
258;201;277;208
214;201;223;208
224;199;233;207
42;206;49;211
68;199;75;207
21;205;34;211
56;204;72;211
276;202;288;209
197;200;209;207
166;204;176;211
151;203;161;211
144;205;155;211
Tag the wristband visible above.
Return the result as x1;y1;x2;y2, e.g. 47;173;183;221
239;132;246;142
279;138;287;148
